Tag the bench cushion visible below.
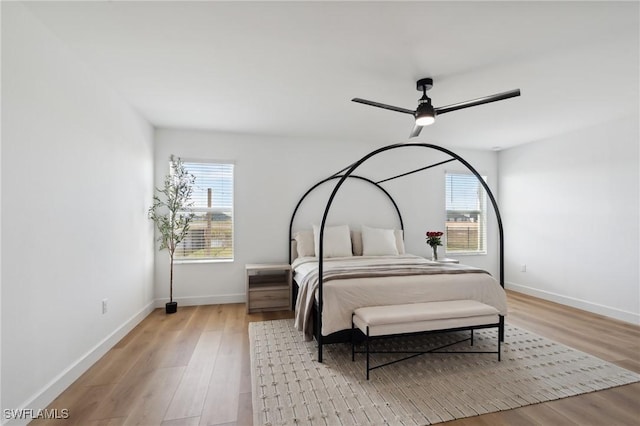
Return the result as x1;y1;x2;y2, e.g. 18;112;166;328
353;300;500;337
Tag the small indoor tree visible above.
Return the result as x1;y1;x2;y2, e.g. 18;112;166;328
148;156;195;314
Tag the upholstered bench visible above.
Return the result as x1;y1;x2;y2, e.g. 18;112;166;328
351;300;503;379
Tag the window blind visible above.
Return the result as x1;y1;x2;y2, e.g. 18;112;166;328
176;161;234;261
445;172;487;254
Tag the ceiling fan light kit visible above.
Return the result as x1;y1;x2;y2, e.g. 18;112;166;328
415;103;435;126
352;77;521;138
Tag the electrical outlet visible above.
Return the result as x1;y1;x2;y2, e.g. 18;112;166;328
521;264;527;272
102;299;108;314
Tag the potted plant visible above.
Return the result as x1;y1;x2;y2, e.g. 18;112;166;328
148;156;195;314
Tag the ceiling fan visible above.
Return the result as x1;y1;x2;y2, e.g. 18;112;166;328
352;78;521;138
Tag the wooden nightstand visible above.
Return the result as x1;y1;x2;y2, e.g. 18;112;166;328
245;263;292;313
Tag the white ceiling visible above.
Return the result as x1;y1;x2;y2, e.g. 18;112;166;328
24;1;639;150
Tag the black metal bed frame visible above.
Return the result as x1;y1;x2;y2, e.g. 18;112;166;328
288;143;505;363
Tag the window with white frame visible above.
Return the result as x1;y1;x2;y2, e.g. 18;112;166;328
176;160;234;261
445;172;487;254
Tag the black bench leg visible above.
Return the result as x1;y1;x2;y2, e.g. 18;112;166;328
351;315;355;362
499;315;505;342
366;326;370;380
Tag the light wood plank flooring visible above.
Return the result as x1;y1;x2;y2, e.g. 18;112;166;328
31;291;639;425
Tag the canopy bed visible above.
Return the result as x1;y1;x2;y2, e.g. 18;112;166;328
288;143;507;362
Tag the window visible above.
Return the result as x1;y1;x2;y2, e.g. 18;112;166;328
445;172;487;254
176;160;234;261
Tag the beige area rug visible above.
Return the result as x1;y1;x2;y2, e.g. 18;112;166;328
249;319;640;426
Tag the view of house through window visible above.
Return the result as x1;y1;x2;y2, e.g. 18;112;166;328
176;161;234;261
445;172;487;254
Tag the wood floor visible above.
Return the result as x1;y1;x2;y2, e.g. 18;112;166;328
32;291;639;426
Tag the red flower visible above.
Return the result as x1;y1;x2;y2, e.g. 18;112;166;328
426;231;444;247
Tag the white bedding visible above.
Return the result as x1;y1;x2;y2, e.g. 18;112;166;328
293;254;507;340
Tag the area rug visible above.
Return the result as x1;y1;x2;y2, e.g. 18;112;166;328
249;319;639;426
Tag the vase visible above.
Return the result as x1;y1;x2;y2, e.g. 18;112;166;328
431;245;438;261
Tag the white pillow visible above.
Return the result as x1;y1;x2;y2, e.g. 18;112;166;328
351;230;363;256
294;230;315;257
361;225;399;256
312;224;353;258
351;229;405;255
394;229;406;254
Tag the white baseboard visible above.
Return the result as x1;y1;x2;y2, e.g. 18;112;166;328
3;301;156;426
506;281;640;325
154;293;246;308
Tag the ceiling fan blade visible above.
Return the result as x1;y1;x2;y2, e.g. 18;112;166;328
409;123;423;138
434;89;521;115
352;98;415;115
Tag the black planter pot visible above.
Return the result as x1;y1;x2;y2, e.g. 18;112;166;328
165;301;178;314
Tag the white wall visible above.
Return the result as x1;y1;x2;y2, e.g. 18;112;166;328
154;128;500;306
499;115;639;324
1;3;155;420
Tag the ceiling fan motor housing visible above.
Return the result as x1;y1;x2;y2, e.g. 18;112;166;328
415;78;436;125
